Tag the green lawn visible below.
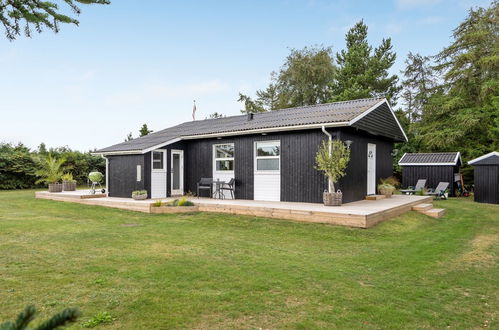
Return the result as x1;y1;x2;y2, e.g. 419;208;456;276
0;190;497;329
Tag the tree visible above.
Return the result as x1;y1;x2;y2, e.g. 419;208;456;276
417;1;499;159
37;142;48;155
0;304;80;330
315;140;350;193
125;132;133;141
238;46;336;113
0;0;110;41
208;112;224;119
35;154;66;185
400;52;437;122
332;20;401;104
139;124;152;137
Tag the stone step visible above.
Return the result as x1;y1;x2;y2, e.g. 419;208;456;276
424;208;446;218
412;203;433;212
365;195;386;200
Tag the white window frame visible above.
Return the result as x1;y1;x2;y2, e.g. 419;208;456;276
254;140;280;174
213;143;235;174
151;150;166;173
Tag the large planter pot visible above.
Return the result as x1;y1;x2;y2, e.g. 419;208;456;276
132;193;148;200
48;183;63;193
378;187;394;198
62;181;77;191
323;191;342;206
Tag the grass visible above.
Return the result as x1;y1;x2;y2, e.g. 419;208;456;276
0;190;497;329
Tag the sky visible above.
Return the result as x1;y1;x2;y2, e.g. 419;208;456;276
0;0;491;152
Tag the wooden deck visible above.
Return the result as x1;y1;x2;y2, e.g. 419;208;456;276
35;190;434;228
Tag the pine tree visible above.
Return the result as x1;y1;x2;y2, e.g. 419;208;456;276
139;124;152;137
418;1;499;158
332;20;401;104
401;52;437;122
0;305;80;330
0;0;110;41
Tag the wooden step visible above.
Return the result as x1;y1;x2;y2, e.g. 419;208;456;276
365;195;386;200
412;203;433;211
424;208;446;218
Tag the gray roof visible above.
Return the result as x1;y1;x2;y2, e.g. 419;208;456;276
96;97;402;154
468;151;499;165
399;152;462;165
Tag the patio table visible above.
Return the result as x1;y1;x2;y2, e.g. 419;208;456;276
211;179;226;199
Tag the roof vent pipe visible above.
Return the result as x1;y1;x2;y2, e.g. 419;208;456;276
247;113;254;121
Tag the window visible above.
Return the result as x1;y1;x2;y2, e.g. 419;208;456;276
255;141;280;171
152;151;165;171
214;144;234;171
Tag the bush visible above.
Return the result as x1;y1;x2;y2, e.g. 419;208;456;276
379;176;400;188
132;190;147;196
152;200;162;207
178;197;194;206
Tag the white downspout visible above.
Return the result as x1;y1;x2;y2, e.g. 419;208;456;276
102;155;109;196
321;126;333;193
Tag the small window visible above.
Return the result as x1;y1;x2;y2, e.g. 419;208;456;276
214;144;234;172
152;151;164;170
255;141;280;171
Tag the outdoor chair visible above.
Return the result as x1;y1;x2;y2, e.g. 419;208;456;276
400;179;427;195
219;178;235;199
197;178;212;198
425;182;450;200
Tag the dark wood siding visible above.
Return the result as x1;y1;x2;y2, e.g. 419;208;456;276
351;102;406;142
181;128;393;204
109;128;395;203
401;165;459;196
107;154;145;198
473;165;499;204
337;128;394;203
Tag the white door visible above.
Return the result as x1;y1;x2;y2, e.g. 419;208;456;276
254;141;281;201
171;150;184;196
151;150;167;199
367;143;376;195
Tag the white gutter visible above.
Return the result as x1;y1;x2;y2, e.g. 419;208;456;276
321;126;333;193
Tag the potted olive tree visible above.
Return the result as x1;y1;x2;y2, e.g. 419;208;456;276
35;154;66;193
62;173;77;191
315;140;351;206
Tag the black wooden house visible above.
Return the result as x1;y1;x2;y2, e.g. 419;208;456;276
398;152;462;196
94;98;407;204
468;152;499;204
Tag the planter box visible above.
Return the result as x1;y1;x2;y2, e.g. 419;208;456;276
48;183;63;193
323;192;342;206
62;181;77;191
132;194;148;200
150;205;199;214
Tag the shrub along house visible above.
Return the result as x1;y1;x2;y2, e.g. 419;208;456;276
94;98;407;204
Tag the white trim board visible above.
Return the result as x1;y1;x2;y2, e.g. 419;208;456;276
398;152;462;166
468;151;499;165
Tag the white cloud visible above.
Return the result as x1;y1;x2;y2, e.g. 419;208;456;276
384;23;403;35
396;0;442;9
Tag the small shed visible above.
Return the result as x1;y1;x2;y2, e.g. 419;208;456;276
468;151;499;204
398;152;462;196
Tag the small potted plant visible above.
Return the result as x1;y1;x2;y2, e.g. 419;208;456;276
132;190;148;200
62;173;77;191
378;183;396;198
315;140;351;206
35;154;66;193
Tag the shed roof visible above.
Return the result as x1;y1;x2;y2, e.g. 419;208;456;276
398;152;462;166
468;151;499;165
95;97;407;155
